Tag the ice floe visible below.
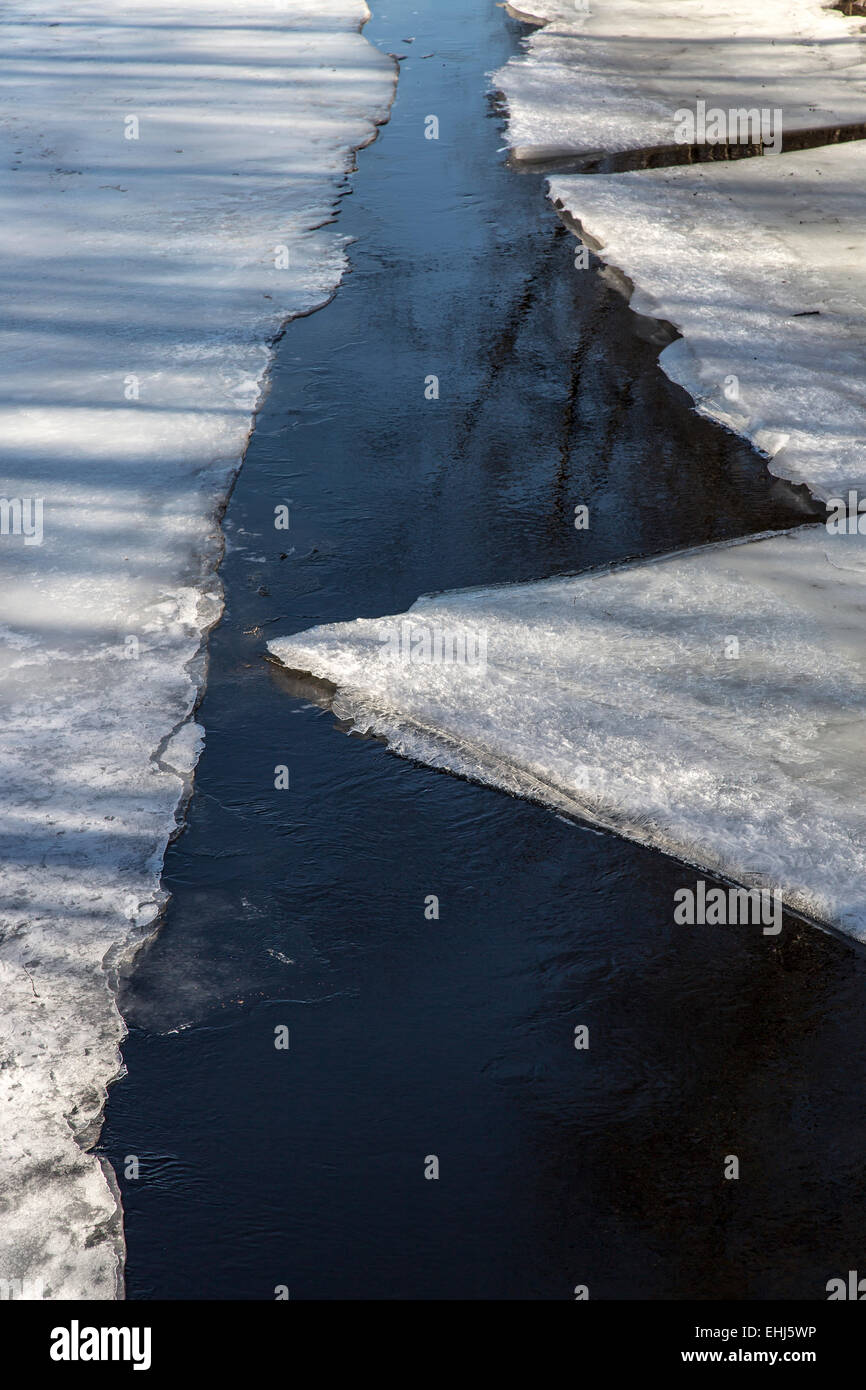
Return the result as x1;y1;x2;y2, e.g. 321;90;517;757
271;525;866;943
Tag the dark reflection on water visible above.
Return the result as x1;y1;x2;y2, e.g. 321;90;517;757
100;0;864;1301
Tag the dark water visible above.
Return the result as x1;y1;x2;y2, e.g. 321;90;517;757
100;0;866;1301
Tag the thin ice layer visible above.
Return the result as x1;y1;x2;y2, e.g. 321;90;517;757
548;140;866;502
270;526;866;942
0;0;394;1298
496;0;866;161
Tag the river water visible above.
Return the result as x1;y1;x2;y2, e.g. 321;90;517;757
100;0;866;1301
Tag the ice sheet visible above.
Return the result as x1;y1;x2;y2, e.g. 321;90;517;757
495;0;866;161
271;526;866;943
0;0;394;1298
548;140;866;502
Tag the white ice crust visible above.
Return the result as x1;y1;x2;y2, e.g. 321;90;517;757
271;526;866;942
496;0;866;161
0;1;394;1298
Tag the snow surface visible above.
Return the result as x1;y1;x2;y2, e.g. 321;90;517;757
0;1;394;1298
270;526;866;942
549;140;866;502
496;0;866;162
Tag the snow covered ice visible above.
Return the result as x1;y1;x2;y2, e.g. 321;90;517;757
0;0;394;1298
496;0;866;163
271;526;866;943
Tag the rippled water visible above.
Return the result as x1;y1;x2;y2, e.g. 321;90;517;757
99;0;866;1301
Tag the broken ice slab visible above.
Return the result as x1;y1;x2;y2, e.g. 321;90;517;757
271;525;866;942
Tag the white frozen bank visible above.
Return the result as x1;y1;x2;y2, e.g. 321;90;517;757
0;1;394;1298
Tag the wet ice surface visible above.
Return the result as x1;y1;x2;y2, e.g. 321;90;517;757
0;0;393;1298
496;0;866;162
270;526;866;941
